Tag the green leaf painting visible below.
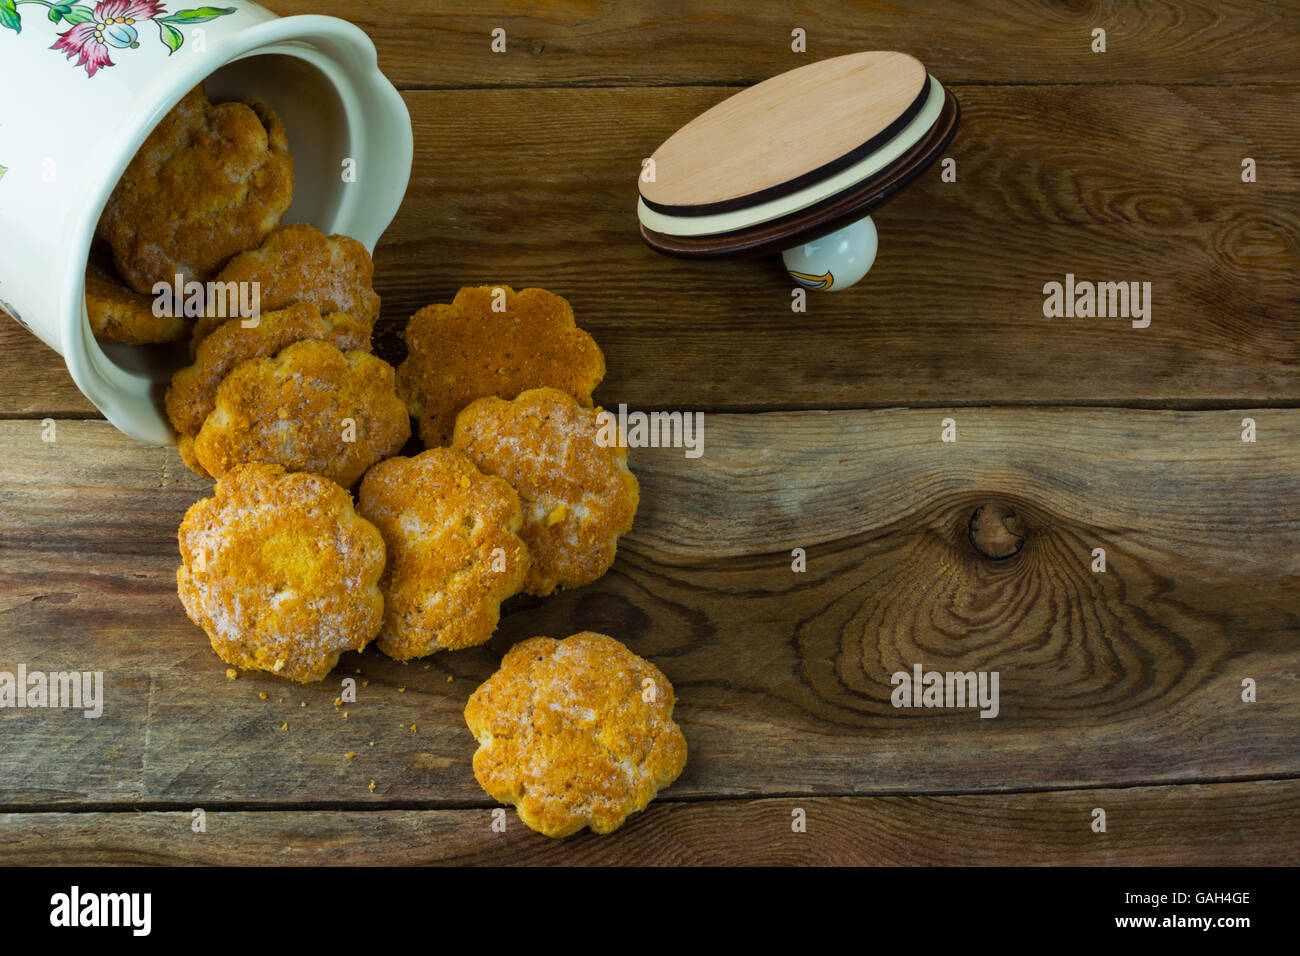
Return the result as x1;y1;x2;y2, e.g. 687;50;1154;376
60;5;94;24
157;18;182;53
158;6;235;25
0;0;21;35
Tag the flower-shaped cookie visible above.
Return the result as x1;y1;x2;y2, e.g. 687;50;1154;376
165;302;373;466
396;285;605;447
190;223;382;351
464;632;687;837
177;463;386;682
96;84;293;293
451;387;638;596
191;339;410;488
358;448;530;659
84;242;189;344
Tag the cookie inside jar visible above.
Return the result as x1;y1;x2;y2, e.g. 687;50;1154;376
89;53;352;397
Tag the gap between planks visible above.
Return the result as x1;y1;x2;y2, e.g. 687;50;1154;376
3;779;1297;865
2;768;1299;816
6;396;1300;425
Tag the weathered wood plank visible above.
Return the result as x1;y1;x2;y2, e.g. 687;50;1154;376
2;780;1296;865
0;326;89;418
3;83;1296;418
267;0;1300;88
0;413;1295;806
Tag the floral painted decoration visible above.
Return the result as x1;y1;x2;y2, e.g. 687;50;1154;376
0;0;236;77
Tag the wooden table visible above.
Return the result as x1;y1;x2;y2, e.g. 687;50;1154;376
2;0;1297;865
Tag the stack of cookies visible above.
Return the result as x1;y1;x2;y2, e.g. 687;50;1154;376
89;85;293;345
164;224;403;483
174;283;640;672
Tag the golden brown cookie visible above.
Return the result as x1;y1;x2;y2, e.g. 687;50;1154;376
357;448;530;659
166;302;373;440
192;339;410;488
177;463;386;682
190;223;382;351
96;85;293;293
396;286;605;447
176;435;209;478
84;243;189;344
451;387;638;596
464;631;687;838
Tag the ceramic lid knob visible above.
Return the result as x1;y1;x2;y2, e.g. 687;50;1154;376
782;216;878;292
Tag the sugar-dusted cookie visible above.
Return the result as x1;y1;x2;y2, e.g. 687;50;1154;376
451;387;637;596
177;463;386;682
191;339;410;488
166;302;373;440
191;223;382;351
464;631;687;838
96;85;293;293
396;286;605;447
83;242;189;344
357;448;530;659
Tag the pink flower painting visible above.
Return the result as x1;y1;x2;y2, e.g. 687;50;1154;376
0;0;237;77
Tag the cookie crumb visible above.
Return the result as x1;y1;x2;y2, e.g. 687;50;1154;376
226;668;238;680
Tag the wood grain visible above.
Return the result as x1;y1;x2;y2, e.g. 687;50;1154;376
0;413;1294;807
2;780;1295;865
263;0;1300;88
0;326;90;418
3;83;1295;417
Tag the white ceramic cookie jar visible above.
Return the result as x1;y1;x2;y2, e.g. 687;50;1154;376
0;1;412;444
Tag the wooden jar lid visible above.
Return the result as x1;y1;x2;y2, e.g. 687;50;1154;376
641;87;960;259
640;50;929;217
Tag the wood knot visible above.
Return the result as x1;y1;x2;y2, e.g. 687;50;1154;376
969;502;1025;560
